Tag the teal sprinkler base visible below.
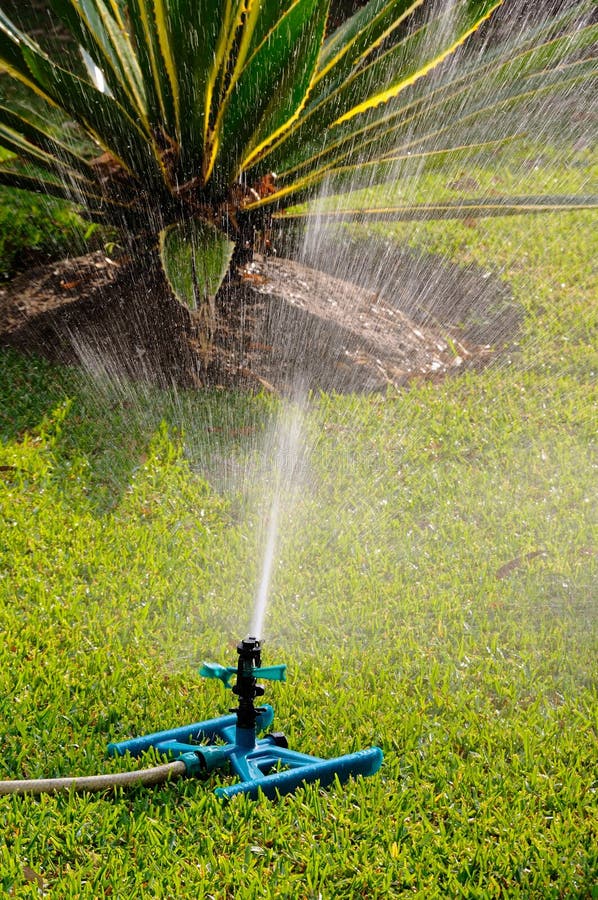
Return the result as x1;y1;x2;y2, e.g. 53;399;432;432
108;637;383;800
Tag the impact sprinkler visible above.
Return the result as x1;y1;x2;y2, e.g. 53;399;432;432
108;636;383;800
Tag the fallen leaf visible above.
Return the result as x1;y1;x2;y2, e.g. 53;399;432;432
241;272;267;284
496;550;548;580
22;866;45;889
448;176;480;191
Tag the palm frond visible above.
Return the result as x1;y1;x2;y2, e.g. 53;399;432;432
274;194;598;222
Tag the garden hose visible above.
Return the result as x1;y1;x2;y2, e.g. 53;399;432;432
0;760;186;796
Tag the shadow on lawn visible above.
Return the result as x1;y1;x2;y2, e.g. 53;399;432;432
0;347;269;512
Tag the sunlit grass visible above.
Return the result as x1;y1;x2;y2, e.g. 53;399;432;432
0;156;596;896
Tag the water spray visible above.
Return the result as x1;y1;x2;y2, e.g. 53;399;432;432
109;636;383;800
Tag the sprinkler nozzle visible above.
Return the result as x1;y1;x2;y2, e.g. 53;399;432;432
236;635;261;666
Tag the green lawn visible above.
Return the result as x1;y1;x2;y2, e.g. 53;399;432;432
0;171;596;895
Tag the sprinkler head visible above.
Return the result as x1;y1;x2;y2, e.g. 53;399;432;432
233;635;265;729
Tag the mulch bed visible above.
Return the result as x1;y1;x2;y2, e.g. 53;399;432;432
0;247;519;394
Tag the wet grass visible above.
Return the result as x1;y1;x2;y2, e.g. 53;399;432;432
0;166;596;896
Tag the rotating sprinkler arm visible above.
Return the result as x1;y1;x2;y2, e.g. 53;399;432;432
199;661;287;689
199;663;237;687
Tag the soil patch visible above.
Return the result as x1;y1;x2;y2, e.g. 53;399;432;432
296;231;521;347
0;248;518;393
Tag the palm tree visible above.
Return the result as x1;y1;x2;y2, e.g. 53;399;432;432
0;0;595;344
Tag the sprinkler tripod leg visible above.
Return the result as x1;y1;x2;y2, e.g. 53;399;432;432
107;706;275;760
216;747;384;800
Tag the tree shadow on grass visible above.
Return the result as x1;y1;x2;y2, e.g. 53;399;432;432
0;347;272;513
